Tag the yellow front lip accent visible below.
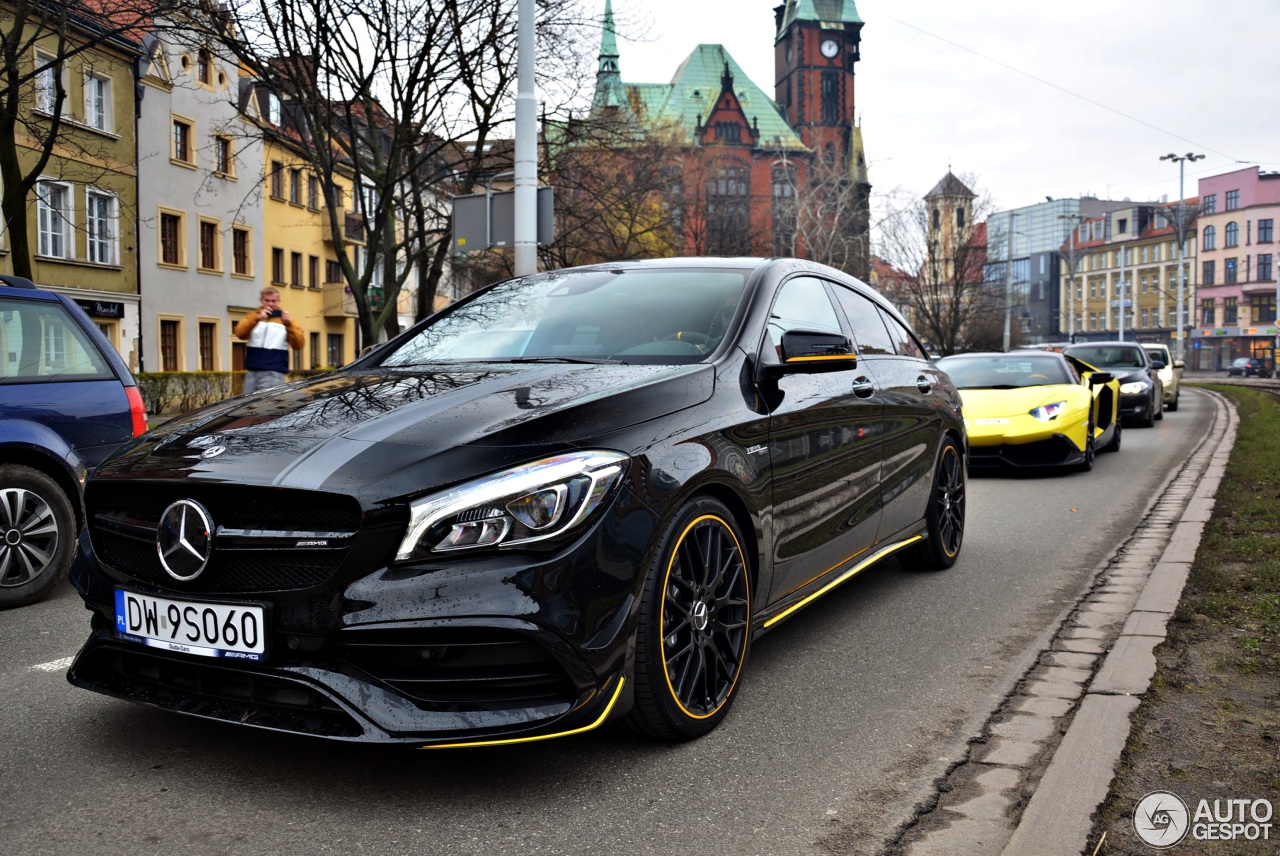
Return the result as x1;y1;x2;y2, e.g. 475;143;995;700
421;676;625;749
763;535;923;629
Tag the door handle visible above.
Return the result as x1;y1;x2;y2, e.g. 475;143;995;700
916;376;933;394
851;377;875;398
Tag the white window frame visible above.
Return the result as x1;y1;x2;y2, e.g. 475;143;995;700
86;188;118;265
84;71;111;132
37;180;73;259
34;50;65;115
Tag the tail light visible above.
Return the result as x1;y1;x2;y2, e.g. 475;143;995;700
125;386;149;437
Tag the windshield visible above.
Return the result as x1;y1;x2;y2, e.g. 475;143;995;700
1064;345;1146;369
937;354;1073;389
382;268;749;366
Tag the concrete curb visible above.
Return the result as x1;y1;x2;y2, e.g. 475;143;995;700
897;387;1238;856
1000;388;1238;856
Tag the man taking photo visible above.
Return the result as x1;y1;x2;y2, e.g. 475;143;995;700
235;286;303;394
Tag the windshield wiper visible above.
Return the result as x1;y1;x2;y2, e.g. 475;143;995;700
503;356;627;365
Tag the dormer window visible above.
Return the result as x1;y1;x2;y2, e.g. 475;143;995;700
197;49;212;85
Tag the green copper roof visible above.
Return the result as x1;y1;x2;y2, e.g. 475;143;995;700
625;44;806;150
777;0;863;37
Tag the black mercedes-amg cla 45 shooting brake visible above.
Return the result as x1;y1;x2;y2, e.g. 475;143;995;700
68;257;967;746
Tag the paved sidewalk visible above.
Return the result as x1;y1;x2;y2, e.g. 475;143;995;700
897;387;1237;855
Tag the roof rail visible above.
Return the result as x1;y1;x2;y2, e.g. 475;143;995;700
0;275;37;289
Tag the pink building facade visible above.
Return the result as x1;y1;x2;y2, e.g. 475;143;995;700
1194;167;1280;371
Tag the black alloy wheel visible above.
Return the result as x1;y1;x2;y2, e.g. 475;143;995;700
626;498;751;740
902;439;965;571
0;465;75;609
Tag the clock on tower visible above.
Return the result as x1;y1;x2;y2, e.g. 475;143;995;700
820;39;839;58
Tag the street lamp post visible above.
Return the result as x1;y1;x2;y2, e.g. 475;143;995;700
1058;213;1083;342
1159;152;1205;362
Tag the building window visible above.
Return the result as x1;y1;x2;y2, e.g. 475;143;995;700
159;211;183;265
1202;260;1215;286
84;73;110;131
290;251;303;286
1202;194;1217;215
1226;189;1239;211
289;168;302;204
957;206;965;229
34;51;63;114
270;161;284;198
1202;225;1216;251
198;220;219;271
36;181;71;258
1250;294;1276;326
1225;221;1239;248
1223;297;1238;325
714;121;741;143
1225;257;1238;284
272;247;285;284
86;190;116;265
705;161;750;256
308;175;319;210
308;255;320;289
172;118;194;164
327;333;344;368
160;319;180;372
266;91;281;125
1200;299;1215;325
1259;253;1273;283
309;332;320;368
1117;217;1128;235
232;227;250;275
325;259;343;283
820;69;839;124
771;162;796;256
1259;219;1274;243
215;136;233;175
198;321;216;370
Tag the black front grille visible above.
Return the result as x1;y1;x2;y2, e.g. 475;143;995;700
336;627;575;711
88;483;362;593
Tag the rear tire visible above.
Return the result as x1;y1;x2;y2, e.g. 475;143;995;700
626;497;752;740
901;439;965;571
0;465;76;609
1102;421;1122;453
1167;395;1179;412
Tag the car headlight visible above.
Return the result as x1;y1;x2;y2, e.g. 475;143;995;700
395;451;629;561
1028;401;1066;422
1119;381;1151;394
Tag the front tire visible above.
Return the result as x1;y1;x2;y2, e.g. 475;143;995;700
0;465;76;609
901;439;965;570
1167;394;1179;412
1076;431;1096;472
626;498;751;740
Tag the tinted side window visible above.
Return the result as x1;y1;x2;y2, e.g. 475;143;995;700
767;277;842;342
830;285;896;356
877;308;928;359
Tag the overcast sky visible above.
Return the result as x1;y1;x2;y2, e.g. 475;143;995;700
602;0;1280;218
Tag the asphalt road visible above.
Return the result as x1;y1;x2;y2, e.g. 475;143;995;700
0;391;1213;856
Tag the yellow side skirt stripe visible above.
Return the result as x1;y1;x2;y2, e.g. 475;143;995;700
421;676;625;749
762;535;924;629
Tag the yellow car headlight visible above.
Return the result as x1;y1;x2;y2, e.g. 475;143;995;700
1029;402;1066;422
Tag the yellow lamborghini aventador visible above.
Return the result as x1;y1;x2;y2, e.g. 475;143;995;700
937;350;1122;471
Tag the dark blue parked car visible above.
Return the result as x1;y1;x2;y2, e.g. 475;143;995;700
1;275;147;607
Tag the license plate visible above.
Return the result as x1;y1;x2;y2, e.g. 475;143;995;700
114;590;267;661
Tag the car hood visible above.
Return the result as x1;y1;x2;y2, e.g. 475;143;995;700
98;363;714;495
958;385;1088;419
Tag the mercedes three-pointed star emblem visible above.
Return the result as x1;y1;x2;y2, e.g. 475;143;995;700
156;499;214;581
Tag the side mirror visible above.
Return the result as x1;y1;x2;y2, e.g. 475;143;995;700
1150;359;1166;370
1173;360;1185;369
774;330;858;374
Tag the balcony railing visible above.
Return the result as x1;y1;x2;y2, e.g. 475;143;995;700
321;280;358;318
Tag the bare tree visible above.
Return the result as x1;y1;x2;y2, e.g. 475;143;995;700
1;0;179;278
207;0;594;346
874;178;998;355
772;150;869;278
